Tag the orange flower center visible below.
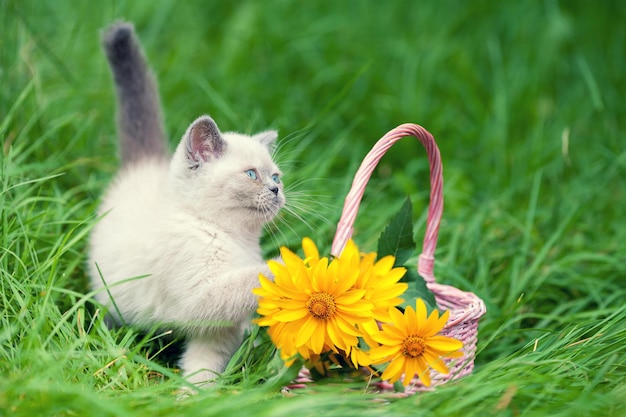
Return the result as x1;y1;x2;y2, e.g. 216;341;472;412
307;292;336;320
402;335;426;358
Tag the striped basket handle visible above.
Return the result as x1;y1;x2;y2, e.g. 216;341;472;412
330;123;443;285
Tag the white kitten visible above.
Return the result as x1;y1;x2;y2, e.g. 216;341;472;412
89;22;284;386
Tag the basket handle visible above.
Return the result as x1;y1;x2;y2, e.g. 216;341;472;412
330;123;443;285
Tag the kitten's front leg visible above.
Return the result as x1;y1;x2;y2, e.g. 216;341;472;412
205;263;274;323
180;325;244;386
177;263;277;389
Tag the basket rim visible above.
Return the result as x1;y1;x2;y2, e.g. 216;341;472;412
428;281;487;325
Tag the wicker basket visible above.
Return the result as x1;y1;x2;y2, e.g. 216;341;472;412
329;123;487;395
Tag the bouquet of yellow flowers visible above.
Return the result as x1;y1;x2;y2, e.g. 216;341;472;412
255;237;463;388
253;124;486;394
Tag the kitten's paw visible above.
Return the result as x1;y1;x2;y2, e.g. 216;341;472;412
184;368;220;387
175;367;219;400
175;386;199;401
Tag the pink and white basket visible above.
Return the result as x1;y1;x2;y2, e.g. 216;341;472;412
330;123;487;394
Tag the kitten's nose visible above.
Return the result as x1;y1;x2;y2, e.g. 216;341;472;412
269;186;279;195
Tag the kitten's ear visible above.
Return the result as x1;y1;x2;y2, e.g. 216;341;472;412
185;116;226;166
253;130;278;150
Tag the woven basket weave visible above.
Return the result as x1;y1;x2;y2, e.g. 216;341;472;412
329;123;487;394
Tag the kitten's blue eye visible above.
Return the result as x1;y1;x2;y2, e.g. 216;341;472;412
245;169;258;180
271;174;280;184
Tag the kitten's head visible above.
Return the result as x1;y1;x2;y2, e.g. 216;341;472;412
170;116;285;232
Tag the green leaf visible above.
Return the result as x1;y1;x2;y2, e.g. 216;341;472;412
399;269;438;312
377;196;438;312
393;380;405;392
261;354;304;392
377;197;416;265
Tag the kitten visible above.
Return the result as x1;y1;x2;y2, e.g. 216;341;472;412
89;21;285;386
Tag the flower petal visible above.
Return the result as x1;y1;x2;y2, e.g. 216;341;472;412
273;308;309;322
403;357;420;386
369;344;400;363
311;257;330;292
370;329;403;346
421;308;449;337
326;318;348;351
332;266;359;294
335;288;367;305
415;356;431;386
337;300;374;317
334;314;364;337
308;320;326;354
388;307;407;330
382;355;405;384
376;267;407;285
367;283;408;300
423;349;450;375
302;237;320;262
427;335;464;352
373;255;395;274
379;322;407;340
414;299;428;328
295;316;318;346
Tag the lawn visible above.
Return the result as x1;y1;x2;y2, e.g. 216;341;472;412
1;1;625;416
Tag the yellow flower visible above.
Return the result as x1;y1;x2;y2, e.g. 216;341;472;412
329;239;409;367
368;299;463;387
253;239;374;362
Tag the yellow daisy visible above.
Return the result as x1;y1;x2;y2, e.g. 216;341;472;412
328;239;409;367
368;299;464;387
332;240;407;317
253;239;374;361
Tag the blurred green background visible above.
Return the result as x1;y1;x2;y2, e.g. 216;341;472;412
3;0;623;239
1;1;624;416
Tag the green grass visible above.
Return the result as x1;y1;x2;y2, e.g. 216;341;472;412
1;0;625;416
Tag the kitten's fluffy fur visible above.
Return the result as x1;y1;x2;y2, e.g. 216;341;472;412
89;22;285;385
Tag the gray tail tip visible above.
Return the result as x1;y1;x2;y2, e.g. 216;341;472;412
102;21;136;56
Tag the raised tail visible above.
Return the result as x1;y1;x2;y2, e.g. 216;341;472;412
102;22;168;165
